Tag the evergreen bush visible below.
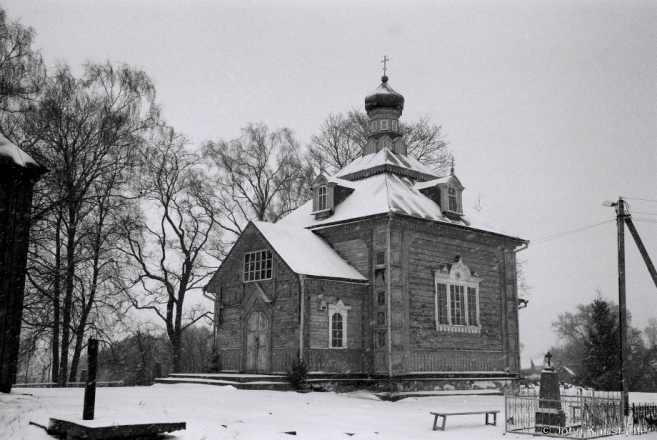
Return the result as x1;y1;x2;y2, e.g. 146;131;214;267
286;357;308;390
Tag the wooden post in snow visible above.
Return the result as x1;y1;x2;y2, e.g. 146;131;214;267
83;339;98;420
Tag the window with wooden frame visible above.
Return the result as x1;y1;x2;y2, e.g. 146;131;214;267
434;257;481;333
371;120;377;132
318;185;328;211
328;299;351;349
243;250;272;282
380;119;389;131
391;120;398;132
448;186;458;212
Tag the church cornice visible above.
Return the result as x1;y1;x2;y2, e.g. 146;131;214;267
391;213;526;247
339;164;437;182
308;212;526;248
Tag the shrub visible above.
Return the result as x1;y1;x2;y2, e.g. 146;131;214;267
286;357;308;390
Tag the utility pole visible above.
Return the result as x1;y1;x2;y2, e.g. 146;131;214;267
615;197;629;420
606;195;657;422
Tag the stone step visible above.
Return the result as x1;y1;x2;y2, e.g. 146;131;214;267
154;376;291;391
166;373;288;383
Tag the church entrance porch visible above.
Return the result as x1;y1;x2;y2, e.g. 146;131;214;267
246;311;269;373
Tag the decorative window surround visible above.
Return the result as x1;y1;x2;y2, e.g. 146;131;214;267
328;299;351;349
434;257;481;333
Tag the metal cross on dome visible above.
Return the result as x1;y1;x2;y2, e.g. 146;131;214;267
382;55;389;75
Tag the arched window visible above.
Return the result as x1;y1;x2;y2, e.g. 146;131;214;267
448;187;458;212
328;299;351;348
318;185;328;211
331;313;343;348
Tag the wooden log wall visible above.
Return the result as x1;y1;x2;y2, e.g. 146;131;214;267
408;350;505;372
307;279;364;350
210;225;301;373
0;169;39;393
407;232;503;352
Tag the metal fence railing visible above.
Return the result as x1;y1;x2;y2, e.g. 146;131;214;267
630;403;657;434
506;392;624;438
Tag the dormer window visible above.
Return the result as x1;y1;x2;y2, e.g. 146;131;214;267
318;185;328;211
380;120;389;131
391;120;398;132
448;187;458;212
311;174;355;220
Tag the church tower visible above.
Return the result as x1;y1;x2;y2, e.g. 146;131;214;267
363;75;407;156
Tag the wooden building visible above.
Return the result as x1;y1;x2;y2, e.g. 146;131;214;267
205;76;528;390
0;133;46;393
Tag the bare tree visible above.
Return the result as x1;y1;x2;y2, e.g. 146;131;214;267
21;61;158;385
307;109;451;177
203;123;308;248
117;126;219;373
0;7;45;113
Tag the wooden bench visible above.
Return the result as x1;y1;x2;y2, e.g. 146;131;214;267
430;410;499;431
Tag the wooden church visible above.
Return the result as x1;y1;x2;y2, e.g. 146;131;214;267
205;74;528;390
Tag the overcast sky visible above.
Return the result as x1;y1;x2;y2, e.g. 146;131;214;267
6;0;657;365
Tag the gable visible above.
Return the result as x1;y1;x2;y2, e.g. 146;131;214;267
206;221;367;293
253;222;367;282
205;223;293;293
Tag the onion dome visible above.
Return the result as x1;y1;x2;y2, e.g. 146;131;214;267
364;76;405;113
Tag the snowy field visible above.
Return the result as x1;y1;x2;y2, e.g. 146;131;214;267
2;384;657;439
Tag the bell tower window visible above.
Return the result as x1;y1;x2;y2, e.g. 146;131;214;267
380;120;389;131
318;185;328;211
371;121;378;132
448;187;458;212
391;120;398;132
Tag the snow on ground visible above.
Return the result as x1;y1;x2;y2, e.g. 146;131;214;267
2;384;657;439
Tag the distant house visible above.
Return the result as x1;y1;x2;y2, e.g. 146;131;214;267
557;365;577;382
205;75;528;389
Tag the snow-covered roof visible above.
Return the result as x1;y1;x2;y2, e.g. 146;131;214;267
334;148;438;181
252;221;367;281
560;366;576;376
0;133;43;172
279;173;518;239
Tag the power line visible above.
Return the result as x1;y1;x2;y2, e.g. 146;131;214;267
634;218;657;224
622;197;657;203
531;220;615;245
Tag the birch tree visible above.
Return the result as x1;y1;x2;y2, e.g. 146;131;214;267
21;62;158;385
203;123;309;249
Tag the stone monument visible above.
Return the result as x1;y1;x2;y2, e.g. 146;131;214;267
535;352;566;433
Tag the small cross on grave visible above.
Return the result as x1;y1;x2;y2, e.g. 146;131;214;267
381;55;389;76
545;352;552;367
